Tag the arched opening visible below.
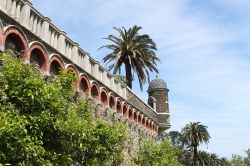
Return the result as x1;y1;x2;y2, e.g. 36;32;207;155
91;84;99;100
122;105;128;117
146;120;149;128
5;33;25;57
138;115;142;124
116;100;122;113
101;91;108;106
50;60;62;77
148;96;156;111
79;77;90;94
150;122;153;130
30;48;47;72
133;112;138;122
128;109;133;120
67;65;78;80
66;65;78;75
109;95;115;109
142;117;145;126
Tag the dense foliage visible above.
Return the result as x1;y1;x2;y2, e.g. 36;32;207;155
230;149;250;166
0;53;127;165
101;25;160;90
133;140;181;166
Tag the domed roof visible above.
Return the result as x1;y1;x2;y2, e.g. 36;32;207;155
148;77;167;91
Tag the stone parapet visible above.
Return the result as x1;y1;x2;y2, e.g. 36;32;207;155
0;0;170;135
0;0;127;98
126;88;158;122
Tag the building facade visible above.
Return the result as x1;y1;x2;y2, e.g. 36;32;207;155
0;0;170;138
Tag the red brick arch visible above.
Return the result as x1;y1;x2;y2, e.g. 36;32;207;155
26;42;49;73
150;121;153;131
3;25;28;57
100;88;108;106
116;98;122;113
91;81;100;100
133;110;138;122
128;107;133;120
49;54;65;76
142;117;146;126
138;114;142;125
108;93;115;109
78;74;90;94
146;119;150;128
66;64;78;75
122;104;128;118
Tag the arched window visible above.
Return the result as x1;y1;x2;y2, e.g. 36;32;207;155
116;99;122;113
109;95;115;109
50;60;62;77
142;117;145;126
148;96;156;111
128;109;133;120
133;112;138;122
30;48;46;71
79;77;90;94
91;84;99;99
122;105;128;117
138;115;142;124
101;91;108;105
5;33;25;57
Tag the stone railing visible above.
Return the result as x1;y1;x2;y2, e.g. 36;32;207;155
0;0;127;99
0;0;170;128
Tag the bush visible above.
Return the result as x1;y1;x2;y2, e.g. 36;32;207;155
0;53;127;165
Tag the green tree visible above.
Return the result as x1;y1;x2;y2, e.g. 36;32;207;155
0;53;127;165
181;122;210;166
100;25;160;90
231;154;244;166
244;149;250;166
134;140;181;166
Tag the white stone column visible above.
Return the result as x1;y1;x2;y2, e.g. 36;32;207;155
36;20;41;36
33;17;37;34
15;2;21;21
54;33;58;49
6;0;12;14
58;31;66;55
0;0;7;11
29;14;34;31
10;0;16;17
82;55;90;72
103;70;108;86
93;63;99;79
85;57;91;74
20;1;31;28
40;18;50;43
110;76;115;91
50;31;55;47
72;43;79;63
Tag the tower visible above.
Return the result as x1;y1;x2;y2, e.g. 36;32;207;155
148;76;170;134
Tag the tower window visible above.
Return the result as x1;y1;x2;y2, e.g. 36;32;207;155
148;96;156;111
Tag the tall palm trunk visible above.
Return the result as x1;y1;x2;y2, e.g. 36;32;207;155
194;146;198;166
125;60;132;89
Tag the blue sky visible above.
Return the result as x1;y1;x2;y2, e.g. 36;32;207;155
31;0;250;158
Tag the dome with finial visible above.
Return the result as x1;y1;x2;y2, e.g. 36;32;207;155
148;74;167;92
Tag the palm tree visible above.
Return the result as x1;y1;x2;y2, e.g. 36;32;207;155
100;25;160;90
197;151;210;166
181;122;210;166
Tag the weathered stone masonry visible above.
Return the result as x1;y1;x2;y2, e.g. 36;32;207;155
0;0;170;138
